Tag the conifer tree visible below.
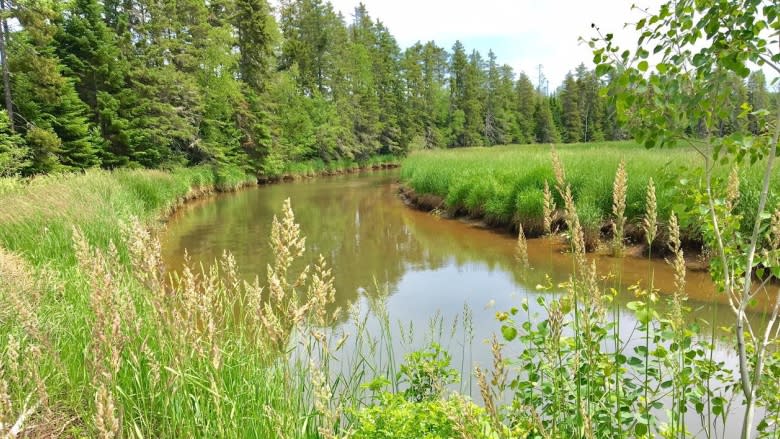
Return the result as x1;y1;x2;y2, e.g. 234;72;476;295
57;0;130;166
0;109;26;175
10;0;99;172
235;0;276;92
560;72;582;143
514;73;536;143
534;97;560;143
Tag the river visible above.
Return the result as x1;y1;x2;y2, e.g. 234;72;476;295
161;170;758;437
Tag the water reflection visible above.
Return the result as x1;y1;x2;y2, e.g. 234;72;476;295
162;170;745;328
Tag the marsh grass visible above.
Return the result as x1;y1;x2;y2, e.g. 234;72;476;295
268;154;399;180
401;141;780;250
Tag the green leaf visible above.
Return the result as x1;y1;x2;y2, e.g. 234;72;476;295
501;325;517;342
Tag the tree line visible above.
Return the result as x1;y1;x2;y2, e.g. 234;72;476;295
0;0;773;177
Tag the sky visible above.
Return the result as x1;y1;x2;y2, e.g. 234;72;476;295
323;0;655;91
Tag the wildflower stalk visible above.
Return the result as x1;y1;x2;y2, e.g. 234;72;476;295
516;223;529;268
611;160;628;256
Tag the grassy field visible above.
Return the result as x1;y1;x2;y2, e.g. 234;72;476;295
400;141;779;249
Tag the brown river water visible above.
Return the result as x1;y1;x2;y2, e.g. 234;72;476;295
161;170;770;437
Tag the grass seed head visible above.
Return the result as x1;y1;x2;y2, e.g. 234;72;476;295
515;224;529;268
94;383;120;439
667;212;687;327
643;178;658;247
542;180;556;235
611;160;628;256
726;166;740;211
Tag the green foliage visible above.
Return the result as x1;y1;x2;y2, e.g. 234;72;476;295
398;343;459;403
24;125;62;173
0;111;27;176
351;393;498;439
592;1;780;437
534;97;561;143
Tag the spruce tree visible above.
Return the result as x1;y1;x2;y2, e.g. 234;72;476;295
235;0;276;92
534;97;560;143
0;110;26;175
57;0;131;166
560;72;582;143
10;0;99;172
514;73;536;143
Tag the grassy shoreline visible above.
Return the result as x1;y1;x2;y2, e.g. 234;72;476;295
1;156;778;437
262;154;400;182
399;141;780;253
0;159;420;437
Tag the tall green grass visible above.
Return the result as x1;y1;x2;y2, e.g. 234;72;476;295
400;141;779;246
0;166;253;270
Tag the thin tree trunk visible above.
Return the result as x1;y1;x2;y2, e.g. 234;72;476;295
0;0;13;131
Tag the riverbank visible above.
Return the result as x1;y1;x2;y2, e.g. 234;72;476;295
397;183;712;272
399;141;780;256
0;160;428;437
0;166;256;268
0;165;348;437
260;155;400;183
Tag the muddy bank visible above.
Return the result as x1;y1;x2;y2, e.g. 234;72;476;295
397;184;709;271
257;163;400;184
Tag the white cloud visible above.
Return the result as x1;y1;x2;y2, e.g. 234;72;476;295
322;0;653;88
273;0;776;89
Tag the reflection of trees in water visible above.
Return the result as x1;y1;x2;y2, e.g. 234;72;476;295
162;173;420;325
162;172;754;332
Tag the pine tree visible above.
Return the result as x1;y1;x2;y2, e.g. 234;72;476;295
514;73;536;143
400;41;448;149
482;54;517;146
449;42;484;146
235;0;276;92
57;0;131;166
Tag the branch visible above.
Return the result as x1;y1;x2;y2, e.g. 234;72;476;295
757;54;780;76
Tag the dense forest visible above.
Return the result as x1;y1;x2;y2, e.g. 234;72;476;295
0;0;773;177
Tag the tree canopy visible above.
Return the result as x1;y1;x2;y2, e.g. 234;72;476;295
0;0;770;176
